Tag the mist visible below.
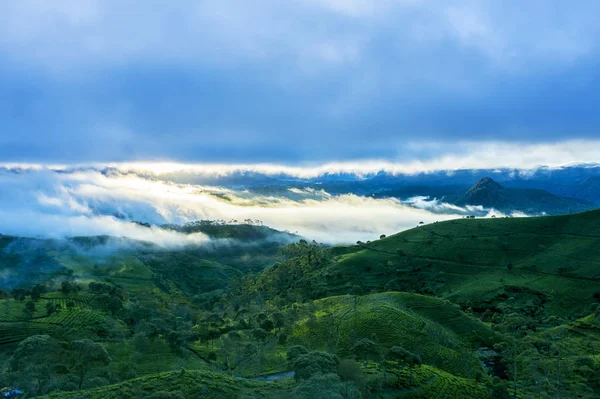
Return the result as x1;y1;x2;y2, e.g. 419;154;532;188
0;166;513;245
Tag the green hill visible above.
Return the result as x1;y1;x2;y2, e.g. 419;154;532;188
289;292;500;378
3;214;600;398
38;369;292;399
256;209;600;319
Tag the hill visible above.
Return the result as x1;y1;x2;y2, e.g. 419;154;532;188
289;292;500;377
455;177;591;214
2;214;600;398
39;369;292;399
255;208;600;318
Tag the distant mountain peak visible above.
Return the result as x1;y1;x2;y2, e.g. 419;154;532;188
470;177;503;191
462;178;504;205
455;175;589;213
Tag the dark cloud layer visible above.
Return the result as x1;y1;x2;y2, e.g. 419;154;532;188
1;1;600;163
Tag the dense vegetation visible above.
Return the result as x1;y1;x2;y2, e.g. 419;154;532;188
1;212;600;398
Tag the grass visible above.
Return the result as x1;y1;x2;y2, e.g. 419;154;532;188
39;369;292;399
263;209;600;317
362;362;490;399
289;292;499;378
105;340;209;377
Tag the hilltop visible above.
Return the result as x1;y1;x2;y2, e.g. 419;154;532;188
454;177;590;214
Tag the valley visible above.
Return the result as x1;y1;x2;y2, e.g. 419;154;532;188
1;212;599;398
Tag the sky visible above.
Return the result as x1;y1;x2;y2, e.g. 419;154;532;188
1;0;600;164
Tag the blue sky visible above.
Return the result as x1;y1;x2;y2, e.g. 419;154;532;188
1;0;600;164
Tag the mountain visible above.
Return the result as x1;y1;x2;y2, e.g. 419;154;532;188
455;177;592;214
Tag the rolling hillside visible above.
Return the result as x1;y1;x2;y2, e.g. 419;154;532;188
256;208;600;318
2;213;600;398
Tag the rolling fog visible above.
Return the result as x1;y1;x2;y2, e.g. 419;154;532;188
0;165;519;246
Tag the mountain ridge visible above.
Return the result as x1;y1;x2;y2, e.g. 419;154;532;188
455;176;591;214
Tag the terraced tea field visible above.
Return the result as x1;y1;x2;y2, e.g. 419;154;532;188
290;292;499;378
0;292;109;346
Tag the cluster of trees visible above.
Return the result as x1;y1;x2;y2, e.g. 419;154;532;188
285;342;422;398
245;239;331;303
6;284;50;302
7;335;111;396
287;346;363;399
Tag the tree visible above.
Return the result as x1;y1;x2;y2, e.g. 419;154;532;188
101;294;123;315
293;351;340;381
287;345;309;365
380;234;386;239
31;284;47;301
351;338;382;363
8;335;63;396
132;333;151;353
69;339;111;389
260;318;275;332
337;359;366;397
252;328;268;342
387;346;421;386
24;300;36;319
11;288;29;302
61;281;73;295
278;332;288;345
272;312;286;331
292;373;344;399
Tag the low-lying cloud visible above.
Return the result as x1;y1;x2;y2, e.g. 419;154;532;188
0;166;520;245
4;139;600;179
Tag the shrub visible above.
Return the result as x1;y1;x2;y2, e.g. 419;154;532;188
287;345;309;362
292;373;343;399
350;339;382;362
293;351;340;381
337;359;366;392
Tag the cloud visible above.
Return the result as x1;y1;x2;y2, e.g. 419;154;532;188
0;169;210;247
0;167;492;245
403;196;526;218
1;1;597;75
4;139;597;179
1;3;599;163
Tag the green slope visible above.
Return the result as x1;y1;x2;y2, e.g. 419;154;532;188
257;209;600;318
290;292;499;378
38;369;291;399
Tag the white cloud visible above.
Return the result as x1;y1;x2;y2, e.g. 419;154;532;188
4;139;595;178
0;0;597;76
0;167;474;245
0;169;210;247
1;139;596;244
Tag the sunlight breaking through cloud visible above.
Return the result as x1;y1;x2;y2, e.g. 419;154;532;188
0;167;515;245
